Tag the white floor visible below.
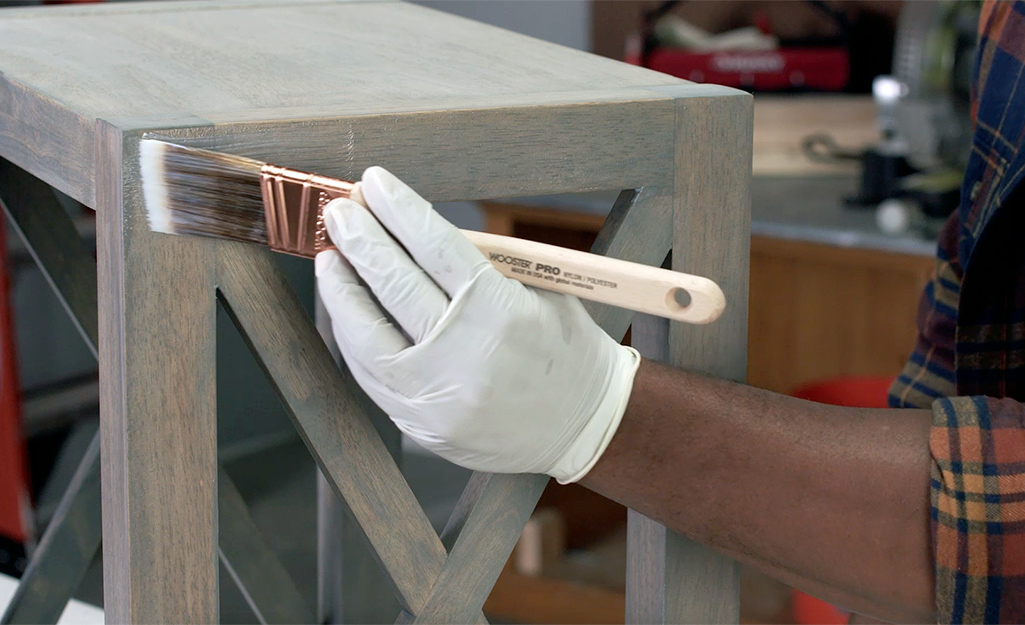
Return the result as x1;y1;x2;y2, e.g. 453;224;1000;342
0;573;103;624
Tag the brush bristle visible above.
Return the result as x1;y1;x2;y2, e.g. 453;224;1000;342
139;139;268;244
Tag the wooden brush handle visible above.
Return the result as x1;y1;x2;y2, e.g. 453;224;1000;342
348;185;724;324
460;230;724;324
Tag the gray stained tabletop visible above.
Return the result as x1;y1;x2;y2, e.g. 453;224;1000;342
0;0;689;206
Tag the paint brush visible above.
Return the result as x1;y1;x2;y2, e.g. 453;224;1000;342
139;139;725;324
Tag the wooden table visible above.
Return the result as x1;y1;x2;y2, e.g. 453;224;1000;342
0;1;752;622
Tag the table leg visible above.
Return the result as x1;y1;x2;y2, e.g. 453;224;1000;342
97;124;220;623
626;87;752;624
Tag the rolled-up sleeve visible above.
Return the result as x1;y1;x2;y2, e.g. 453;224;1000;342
931;396;1025;623
889;213;961;411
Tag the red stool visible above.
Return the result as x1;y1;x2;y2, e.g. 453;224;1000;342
787;376;895;625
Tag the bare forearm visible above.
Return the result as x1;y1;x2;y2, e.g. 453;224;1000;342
582;359;935;622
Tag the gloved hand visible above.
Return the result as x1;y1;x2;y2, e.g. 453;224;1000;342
315;167;641;483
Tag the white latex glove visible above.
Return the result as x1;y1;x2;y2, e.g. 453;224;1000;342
315;167;641;483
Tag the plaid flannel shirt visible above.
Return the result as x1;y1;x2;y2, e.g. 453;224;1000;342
889;2;1025;622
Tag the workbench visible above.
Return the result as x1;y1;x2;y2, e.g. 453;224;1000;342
0;1;752;622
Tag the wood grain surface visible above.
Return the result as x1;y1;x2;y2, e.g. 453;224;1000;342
0;0;685;206
670;85;752;625
626;86;753;624
97;125;220;623
172;99;676;204
216;240;488;621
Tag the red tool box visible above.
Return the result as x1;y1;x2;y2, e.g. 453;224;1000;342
635;46;849;92
628;1;852;93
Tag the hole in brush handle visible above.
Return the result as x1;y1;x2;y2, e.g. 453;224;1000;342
668;287;692;309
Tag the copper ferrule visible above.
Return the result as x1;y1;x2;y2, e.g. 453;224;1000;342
259;164;356;258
